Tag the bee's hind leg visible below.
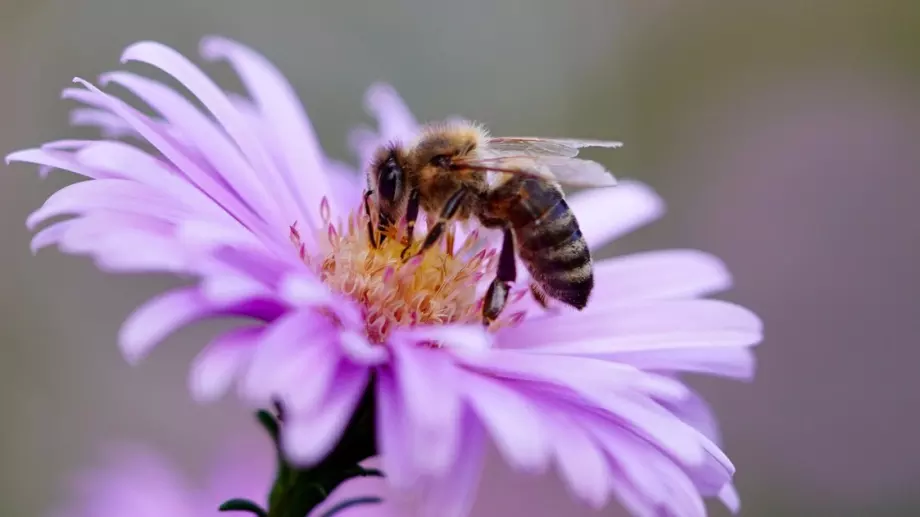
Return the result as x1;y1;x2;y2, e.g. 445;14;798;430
530;282;550;309
483;228;516;325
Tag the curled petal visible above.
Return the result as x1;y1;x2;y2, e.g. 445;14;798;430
569;180;664;251
189;327;260;402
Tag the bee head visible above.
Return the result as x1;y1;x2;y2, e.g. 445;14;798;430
368;143;410;227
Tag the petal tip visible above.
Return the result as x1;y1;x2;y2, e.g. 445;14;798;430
198;35;231;60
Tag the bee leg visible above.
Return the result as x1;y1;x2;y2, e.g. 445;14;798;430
406;188;468;261
399;189;421;260
483;228;517;325
364;190;378;248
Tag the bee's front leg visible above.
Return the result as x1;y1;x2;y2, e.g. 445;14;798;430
398;189;420;260
403;188;468;261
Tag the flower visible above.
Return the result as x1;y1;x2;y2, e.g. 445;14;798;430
9;37;762;517
53;441;272;517
52;441;393;517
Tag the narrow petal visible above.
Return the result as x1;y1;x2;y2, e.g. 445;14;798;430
64;80;277;249
118;42;297;221
200;36;336;224
241;309;337;404
719;483;741;513
459;370;549;471
569;180;664;250
99;71;286;225
73;141;234;222
118;287;213;364
70;107;135;137
339;329;389;365
30;219;76;253
600;396;707;465
7;147;110;179
417;412;486;517
513;300;763;350
376;369;418;488
551;343;756;379
547;412;611;509
658;386;723;444
593;249;732;303
282;365;369;466
363;83;419;142
189;327;260;402
391;343;461;475
25;178;196;230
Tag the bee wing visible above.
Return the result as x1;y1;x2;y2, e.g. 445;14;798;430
485;136;623;158
454;155;617;188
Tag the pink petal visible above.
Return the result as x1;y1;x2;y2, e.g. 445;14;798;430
417;413;486;517
593;396;705;465
189;327;260;402
200;36;335;225
70;107;135;137
569;180;664;250
30;219;75;253
593;249;732;303
119;287;213;364
241;309;337;404
73;141;233;221
547;412;611;509
513;299;763;351
719;483;741;513
25;178;193;230
282;364;369;466
7;147;110;179
64;80;276;248
391;343;461;475
363;83;419;142
376;369;418;488
459;370;549;472
99;70;286;226
118;42;301;225
339;330;388;365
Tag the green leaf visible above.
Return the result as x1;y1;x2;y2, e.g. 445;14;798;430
218;498;268;517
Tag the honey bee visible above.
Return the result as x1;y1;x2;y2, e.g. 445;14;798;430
366;120;621;324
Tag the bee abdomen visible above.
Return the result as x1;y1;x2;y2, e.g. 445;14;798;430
516;199;593;310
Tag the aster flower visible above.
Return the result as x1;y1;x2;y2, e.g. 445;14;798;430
53;441;393;517
54;441;272;517
9;36;761;517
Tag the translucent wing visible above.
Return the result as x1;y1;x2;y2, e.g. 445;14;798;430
485;136;623;159
453;155;617;188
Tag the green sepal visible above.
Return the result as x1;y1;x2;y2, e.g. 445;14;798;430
317;496;383;517
218;498;269;517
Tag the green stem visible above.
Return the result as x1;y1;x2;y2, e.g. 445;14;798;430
268;385;378;517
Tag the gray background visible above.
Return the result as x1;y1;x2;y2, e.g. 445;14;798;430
2;1;919;516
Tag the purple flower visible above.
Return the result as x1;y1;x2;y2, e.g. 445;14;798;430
9;37;761;517
53;441;272;517
53;441;393;517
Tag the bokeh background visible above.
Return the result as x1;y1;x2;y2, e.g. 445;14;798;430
2;1;919;516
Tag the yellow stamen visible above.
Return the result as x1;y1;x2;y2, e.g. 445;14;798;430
291;195;501;343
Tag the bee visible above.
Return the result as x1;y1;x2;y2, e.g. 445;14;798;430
366;120;621;325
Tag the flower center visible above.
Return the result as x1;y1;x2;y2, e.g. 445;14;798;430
291;195;502;343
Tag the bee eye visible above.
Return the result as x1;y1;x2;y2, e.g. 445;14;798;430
377;157;403;204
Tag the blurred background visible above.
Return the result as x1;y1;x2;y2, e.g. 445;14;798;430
2;1;919;516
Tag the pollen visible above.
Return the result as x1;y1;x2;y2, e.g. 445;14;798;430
291;195;501;343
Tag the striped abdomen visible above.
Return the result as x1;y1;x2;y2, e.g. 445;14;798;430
498;179;593;309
